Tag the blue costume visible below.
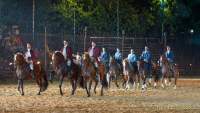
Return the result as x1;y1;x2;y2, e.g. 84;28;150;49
100;51;109;63
128;53;138;72
114;51;122;64
100;51;110;72
165;50;174;63
140;50;152;78
128;53;137;63
140;51;152;63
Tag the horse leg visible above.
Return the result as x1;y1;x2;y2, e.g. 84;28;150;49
114;74;119;88
106;73;111;88
94;80;98;94
174;74;177;89
125;75;130;90
17;79;21;94
59;75;64;96
141;74;146;90
37;79;42;95
20;79;24;96
161;74;166;88
100;84;104;96
122;79;126;89
71;79;77;95
136;74;140;89
85;80;90;97
89;80;92;93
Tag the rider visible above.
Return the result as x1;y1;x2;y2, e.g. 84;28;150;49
88;41;101;66
114;48;123;71
165;46;174;72
140;46;152;81
61;40;73;74
99;47;110;72
25;43;37;78
127;49;137;71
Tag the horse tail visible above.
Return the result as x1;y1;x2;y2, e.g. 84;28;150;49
40;69;49;92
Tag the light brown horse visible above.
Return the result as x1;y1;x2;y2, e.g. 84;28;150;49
137;59;149;90
81;53;107;97
14;52;48;96
159;55;179;89
122;58;139;90
51;51;81;95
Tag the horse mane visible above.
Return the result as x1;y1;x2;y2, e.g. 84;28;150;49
83;52;91;63
52;51;65;67
14;52;26;66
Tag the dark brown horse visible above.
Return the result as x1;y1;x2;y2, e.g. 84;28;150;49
14;52;48;96
107;57;120;88
51;51;81;95
152;62;161;88
81;53;107;97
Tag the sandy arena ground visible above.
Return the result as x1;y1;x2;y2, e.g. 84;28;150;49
0;78;200;113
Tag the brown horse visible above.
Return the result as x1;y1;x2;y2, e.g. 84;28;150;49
107;57;120;88
137;59;149;90
122;58;139;90
159;55;179;89
81;53;107;97
152;62;161;88
14;52;48;96
51;51;81;95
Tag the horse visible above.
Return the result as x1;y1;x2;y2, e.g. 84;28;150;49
159;55;179;89
122;58;139;90
81;53;107;97
151;61;161;88
14;52;48;96
107;57;120;88
51;51;81;95
137;59;150;90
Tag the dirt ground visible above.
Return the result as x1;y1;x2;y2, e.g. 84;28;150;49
0;78;200;113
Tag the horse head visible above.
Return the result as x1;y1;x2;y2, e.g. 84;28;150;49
14;52;26;66
82;52;91;65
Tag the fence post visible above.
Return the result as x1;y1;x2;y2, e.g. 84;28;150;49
84;26;87;52
44;26;47;71
122;30;125;58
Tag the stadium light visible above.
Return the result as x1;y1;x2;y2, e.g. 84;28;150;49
190;29;194;34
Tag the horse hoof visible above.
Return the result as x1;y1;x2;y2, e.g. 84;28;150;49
37;93;41;95
161;84;165;89
21;93;24;96
87;95;90;97
71;92;75;96
173;86;177;89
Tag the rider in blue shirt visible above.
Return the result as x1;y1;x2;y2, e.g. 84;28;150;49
165;46;174;63
114;48;123;72
140;46;152;78
165;46;175;72
128;49;138;72
100;47;110;72
140;46;152;63
128;49;137;64
114;48;122;64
